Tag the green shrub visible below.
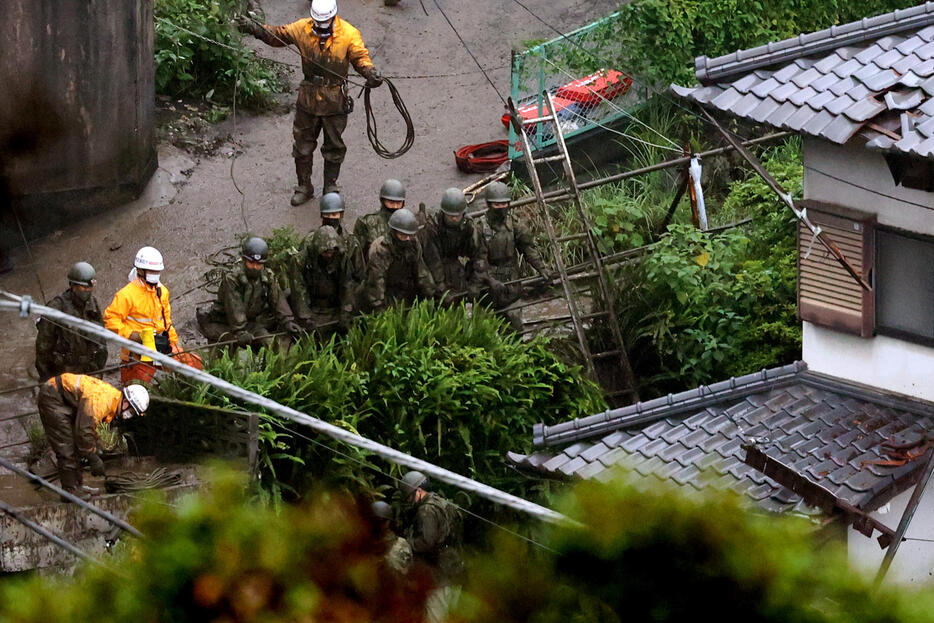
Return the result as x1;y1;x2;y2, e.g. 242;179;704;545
0;467;428;623
613;0;920;87
612;142;801;393
456;473;934;623
158;301;605;497
155;0;283;108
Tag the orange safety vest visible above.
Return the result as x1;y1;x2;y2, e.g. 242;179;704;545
103;277;179;361
49;373;122;425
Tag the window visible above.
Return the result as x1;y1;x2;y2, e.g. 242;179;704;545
875;228;934;344
797;201;875;337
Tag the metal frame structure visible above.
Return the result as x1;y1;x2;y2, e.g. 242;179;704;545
508;92;638;401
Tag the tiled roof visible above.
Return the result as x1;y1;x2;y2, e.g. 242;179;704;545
509;364;934;520
670;3;934;158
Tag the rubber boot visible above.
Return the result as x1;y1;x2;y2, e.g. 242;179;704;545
59;468;91;502
291;160;314;206
323;161;342;195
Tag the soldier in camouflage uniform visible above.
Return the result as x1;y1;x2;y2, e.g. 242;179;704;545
421;188;489;303
362;209;437;312
480;181;557;331
319;191;365;287
289;225;355;338
354;178;406;262
400;471;463;623
197;237;302;349
35;262;108;381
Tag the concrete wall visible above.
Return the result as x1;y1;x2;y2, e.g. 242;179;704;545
0;0;156;246
848;482;934;587
801;137;934;400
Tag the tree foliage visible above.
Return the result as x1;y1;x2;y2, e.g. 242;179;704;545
0;468;430;623
612;0;920;87
154;0;283;107
613;141;802;393
455;473;934;623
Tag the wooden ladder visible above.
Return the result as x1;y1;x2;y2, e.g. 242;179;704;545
508;92;639;403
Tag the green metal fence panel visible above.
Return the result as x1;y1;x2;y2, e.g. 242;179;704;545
508;12;646;159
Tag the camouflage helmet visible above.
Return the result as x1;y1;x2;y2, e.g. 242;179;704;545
400;470;428;497
484;181;511;206
371;500;393;521
440;188;467;216
388;209;419;235
67;261;97;287
320;192;345;215
242;237;269;262
310;225;343;255
379;178;406;202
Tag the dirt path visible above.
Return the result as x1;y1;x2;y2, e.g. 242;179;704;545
0;0;618;458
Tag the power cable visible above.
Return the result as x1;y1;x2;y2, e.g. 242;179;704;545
0;294;574;526
431;0;506;105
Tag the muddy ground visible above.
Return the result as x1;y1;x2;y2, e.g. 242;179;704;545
0;0;619;462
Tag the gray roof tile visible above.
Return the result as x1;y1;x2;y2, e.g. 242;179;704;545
829;76;858;95
638;437;671;458
751;77;781;98
731;73;762;94
917;39;934;59
732;93;766;117
896;36;926;55
711;87;745;110
875;47;906;68
877;35;905;51
789;86;819;106
821;114;864;142
813;52;848;73
892;51;926;74
861;69;901;91
773;63;803;83
642;419;674;440
771;81;803;102
784;105;820;130
810;72;843;93
920;74;934;95
832;58;863;78
854;43;885;63
920;24;934;42
792;67;823;88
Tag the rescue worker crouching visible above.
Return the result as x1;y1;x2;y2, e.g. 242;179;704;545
238;0;383;205
362;208;437;312
288;225;355;339
479;182;557;331
354;178;406;262
421;188;489;304
35;261;108;381
197;237;303;350
371;500;413;576
37;374;148;501
103;246;203;386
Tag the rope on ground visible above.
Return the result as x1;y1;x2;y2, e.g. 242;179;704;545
105;467;183;494
0;294;575;527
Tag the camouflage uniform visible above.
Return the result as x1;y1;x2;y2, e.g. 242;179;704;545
362;235;436;312
421;211;489;301
289;226;355;337
197;262;296;348
353;206;394;263
405;492;464;586
480;211;552;330
35;288;108;381
329;221;366;289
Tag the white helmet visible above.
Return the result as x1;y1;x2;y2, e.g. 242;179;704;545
122;384;150;419
134;246;165;271
310;0;337;21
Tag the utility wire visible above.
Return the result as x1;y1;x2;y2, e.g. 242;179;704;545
0;294;575;526
431;0;506;105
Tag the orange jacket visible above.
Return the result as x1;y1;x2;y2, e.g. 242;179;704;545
47;373;122;454
103;277;179;361
257;16;375;115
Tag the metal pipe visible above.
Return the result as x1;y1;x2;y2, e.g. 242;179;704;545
0;295;574;527
465;131;793;215
0;456;143;538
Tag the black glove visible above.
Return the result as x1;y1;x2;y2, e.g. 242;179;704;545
364;68;384;88
235;14;260;36
235;330;254;347
283;319;303;335
154;331;172;354
87;453;106;477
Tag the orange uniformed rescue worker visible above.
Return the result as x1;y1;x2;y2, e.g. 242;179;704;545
103;246;202;385
238;0;383;205
37;374;148;500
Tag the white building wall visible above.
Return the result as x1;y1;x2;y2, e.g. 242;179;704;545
849;480;934;586
802;137;934;400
